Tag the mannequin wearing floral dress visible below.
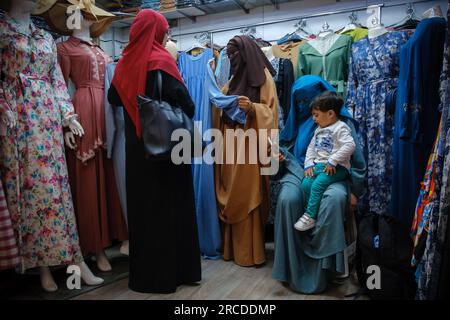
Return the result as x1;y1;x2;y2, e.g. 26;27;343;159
0;0;103;292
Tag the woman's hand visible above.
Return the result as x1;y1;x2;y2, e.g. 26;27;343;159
350;193;358;211
238;96;254;115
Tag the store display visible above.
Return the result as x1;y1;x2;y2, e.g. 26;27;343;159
1;0;449;301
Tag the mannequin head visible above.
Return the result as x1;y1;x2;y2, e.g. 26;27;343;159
80;12;95;29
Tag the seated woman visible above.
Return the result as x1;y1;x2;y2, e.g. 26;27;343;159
272;75;366;294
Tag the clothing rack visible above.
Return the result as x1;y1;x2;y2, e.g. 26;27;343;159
171;0;435;46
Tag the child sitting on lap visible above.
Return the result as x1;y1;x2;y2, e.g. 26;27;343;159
294;91;356;232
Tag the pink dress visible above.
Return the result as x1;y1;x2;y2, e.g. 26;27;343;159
57;37;127;255
0;179;20;271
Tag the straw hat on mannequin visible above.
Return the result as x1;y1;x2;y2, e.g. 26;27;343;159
32;0;116;37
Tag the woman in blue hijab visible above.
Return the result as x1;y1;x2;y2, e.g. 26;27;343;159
272;75;366;294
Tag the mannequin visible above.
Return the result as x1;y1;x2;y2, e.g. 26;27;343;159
0;0;103;292
58;13;128;270
423;5;444;18
368;19;388;39
367;7;388;39
165;39;179;61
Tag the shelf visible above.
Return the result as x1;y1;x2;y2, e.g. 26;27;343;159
108;0;294;27
161;5;207;22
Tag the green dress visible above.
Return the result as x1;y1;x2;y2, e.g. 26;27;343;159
297;34;352;97
340;27;369;43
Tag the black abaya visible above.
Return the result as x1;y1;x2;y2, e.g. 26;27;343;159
108;70;201;294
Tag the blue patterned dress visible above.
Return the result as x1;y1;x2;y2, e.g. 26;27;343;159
346;31;409;215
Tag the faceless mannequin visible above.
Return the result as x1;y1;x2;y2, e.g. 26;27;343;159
6;0;103;292
367;7;388;39
72;14;95;44
261;46;275;62
63;14;129;265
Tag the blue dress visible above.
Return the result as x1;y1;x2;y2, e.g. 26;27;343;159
178;49;243;259
391;18;447;227
346;31;409;216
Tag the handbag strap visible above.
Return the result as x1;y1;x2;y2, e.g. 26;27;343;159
365;37;383;76
153;70;163;103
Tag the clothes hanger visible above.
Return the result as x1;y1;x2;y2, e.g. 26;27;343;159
185;32;208;55
339;12;363;34
317;21;334;38
389;3;421;30
293;19;311;38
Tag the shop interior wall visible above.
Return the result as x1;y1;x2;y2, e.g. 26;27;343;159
99;0;447;59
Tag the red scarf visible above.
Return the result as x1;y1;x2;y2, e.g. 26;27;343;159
112;9;184;137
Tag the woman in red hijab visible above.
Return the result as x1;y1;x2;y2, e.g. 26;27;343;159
108;9;201;294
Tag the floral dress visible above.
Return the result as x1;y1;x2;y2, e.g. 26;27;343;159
346;31;409;216
0;16;83;271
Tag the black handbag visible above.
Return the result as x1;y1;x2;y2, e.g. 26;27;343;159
136;71;194;159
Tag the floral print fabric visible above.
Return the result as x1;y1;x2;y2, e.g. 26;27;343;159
346;31;409;215
0;16;83;271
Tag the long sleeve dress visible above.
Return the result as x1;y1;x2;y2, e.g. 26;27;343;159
104;63;128;226
345;31;409;216
391;18;447;228
297;34;352;98
178;49;222;260
108;70;201;294
0;16;83;271
57;37;128;255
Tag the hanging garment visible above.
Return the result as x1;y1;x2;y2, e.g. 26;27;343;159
411;120;441;269
340;27;369;43
57;37;128;255
346;31;409;216
0;179;20;271
391;17;447;228
178;48;222;260
416;11;450;300
271;57;294;125
104;63;127;226
215;48;231;89
0;17;83;271
297;33;352;97
272;40;305;79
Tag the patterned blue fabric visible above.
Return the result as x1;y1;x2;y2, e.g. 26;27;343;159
346;31;409;215
141;0;160;10
417;21;450;300
391;18;447;228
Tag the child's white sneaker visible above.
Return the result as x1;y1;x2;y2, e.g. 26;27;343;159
294;214;316;231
